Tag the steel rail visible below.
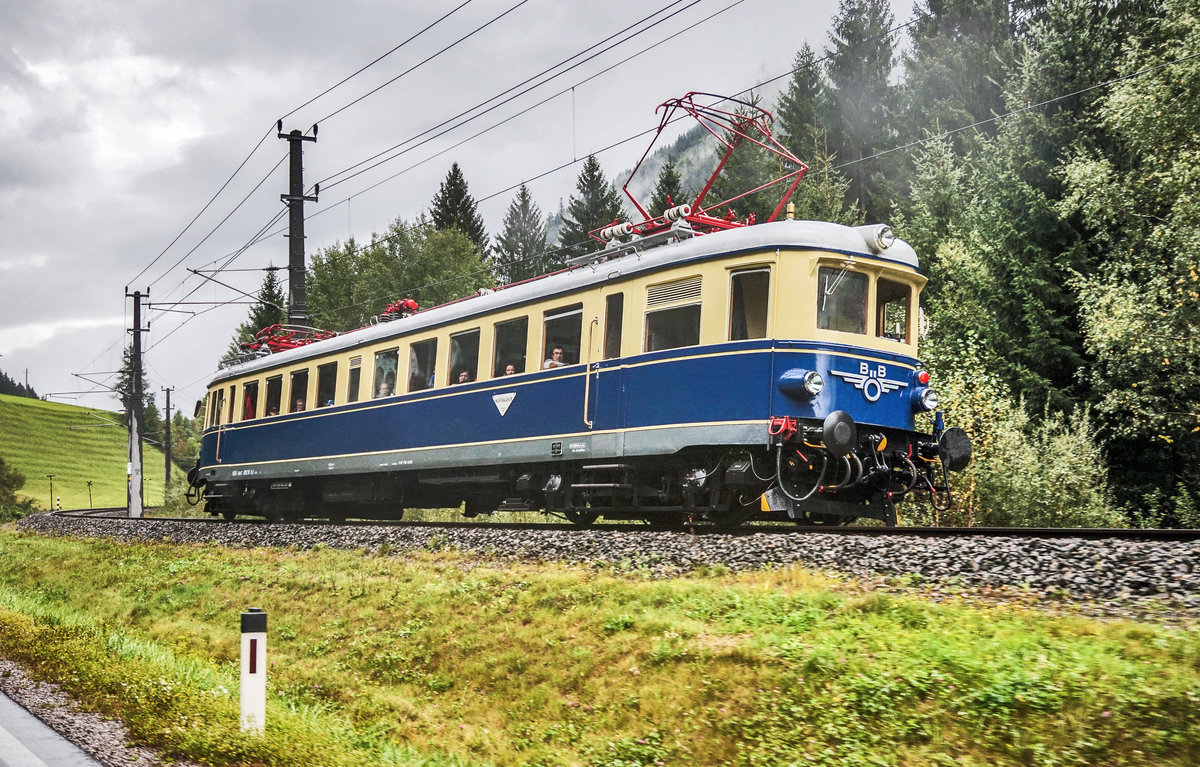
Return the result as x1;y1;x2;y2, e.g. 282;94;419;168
43;509;1200;541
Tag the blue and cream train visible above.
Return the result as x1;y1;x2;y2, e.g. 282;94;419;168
191;218;971;526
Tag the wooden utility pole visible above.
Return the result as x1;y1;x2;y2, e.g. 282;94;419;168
278;123;318;326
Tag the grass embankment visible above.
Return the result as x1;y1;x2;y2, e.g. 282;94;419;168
0;393;176;509
0;530;1196;766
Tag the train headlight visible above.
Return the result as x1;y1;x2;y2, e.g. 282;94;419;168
914;387;940;412
802;370;824;396
777;368;824;399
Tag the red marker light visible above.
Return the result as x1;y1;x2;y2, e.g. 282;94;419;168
917;370;931;385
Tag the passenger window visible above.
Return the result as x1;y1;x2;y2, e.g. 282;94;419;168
374;349;399;397
348;357;362;403
493;317;528;376
243;381;259;421
227;385;237;423
817;267;867;335
450;329;480;384
289;371;308;413
265;376;282;416
543;303;582;368
210;389;224;427
730;269;770;340
645;304;702;352
408;339;437;391
317;362;337;406
877;278;911;343
604;293;624;359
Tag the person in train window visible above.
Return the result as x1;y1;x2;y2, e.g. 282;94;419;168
543;346;564;368
376;380;391;397
293;398;305;412
504;363;517;375
456;369;472;384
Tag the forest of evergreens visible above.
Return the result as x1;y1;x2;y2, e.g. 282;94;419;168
221;0;1197;527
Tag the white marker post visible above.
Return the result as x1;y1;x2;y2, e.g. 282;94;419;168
240;608;267;734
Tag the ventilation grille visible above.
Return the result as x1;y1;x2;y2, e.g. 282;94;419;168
647;275;702;306
349;356;362;368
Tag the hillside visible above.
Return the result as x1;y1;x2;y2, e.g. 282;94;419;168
0;393;176;509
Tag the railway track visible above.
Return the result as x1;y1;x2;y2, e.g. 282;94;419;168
49;507;1200;541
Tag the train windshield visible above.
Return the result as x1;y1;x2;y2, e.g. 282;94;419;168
877;278;911;343
817;267;867;334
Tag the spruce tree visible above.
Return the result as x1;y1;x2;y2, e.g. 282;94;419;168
430;162;488;255
559;155;626;258
775;43;829;151
706;96;779;223
648;158;685;217
493;185;550;284
222;269;287;361
824;0;899;222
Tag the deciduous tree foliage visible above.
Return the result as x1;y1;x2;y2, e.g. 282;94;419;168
1058;0;1200;521
305;215;494;333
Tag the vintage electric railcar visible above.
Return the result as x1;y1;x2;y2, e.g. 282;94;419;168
189;94;970;526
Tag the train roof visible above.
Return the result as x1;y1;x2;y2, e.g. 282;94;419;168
207;219;920;386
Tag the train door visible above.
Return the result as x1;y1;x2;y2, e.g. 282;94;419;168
588;290;626;435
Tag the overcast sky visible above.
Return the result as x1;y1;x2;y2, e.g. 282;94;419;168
0;0;912;414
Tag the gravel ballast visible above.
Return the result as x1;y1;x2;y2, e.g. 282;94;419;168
15;512;1200;614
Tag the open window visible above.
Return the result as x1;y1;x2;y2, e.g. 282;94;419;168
347;356;362;403
493;317;528;376
542;303;582;368
604;293;624;359
243;381;259;421
265;376;282;416
408;339;437;391
317;362;337;407
876;278;911;343
450;329;480;384
374;349;399;398
289;370;309;413
730;268;770;340
817;266;867;335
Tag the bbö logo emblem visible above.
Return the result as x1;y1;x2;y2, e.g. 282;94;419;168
829;362;908;402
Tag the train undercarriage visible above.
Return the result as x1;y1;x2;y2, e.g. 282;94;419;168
192;413;971;528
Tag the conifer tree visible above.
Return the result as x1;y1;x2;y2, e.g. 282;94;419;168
222;269;287;361
775;43;829;151
648;158;685;217
824;0;899;221
493;185;550;284
430;162;488;255
559;155;626;258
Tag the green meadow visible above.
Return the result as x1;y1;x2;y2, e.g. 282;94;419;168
0;393;176;509
0;530;1196;766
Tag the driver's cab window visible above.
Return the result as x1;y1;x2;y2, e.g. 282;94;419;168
876;278;911;343
817;266;867;335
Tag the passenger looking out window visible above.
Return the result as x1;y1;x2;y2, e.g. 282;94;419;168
374;349;399;397
543;304;582;367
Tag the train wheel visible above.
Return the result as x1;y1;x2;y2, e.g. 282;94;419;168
707;496;756;528
563;509;600;527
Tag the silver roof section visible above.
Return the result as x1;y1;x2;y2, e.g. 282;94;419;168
208;220;920;385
